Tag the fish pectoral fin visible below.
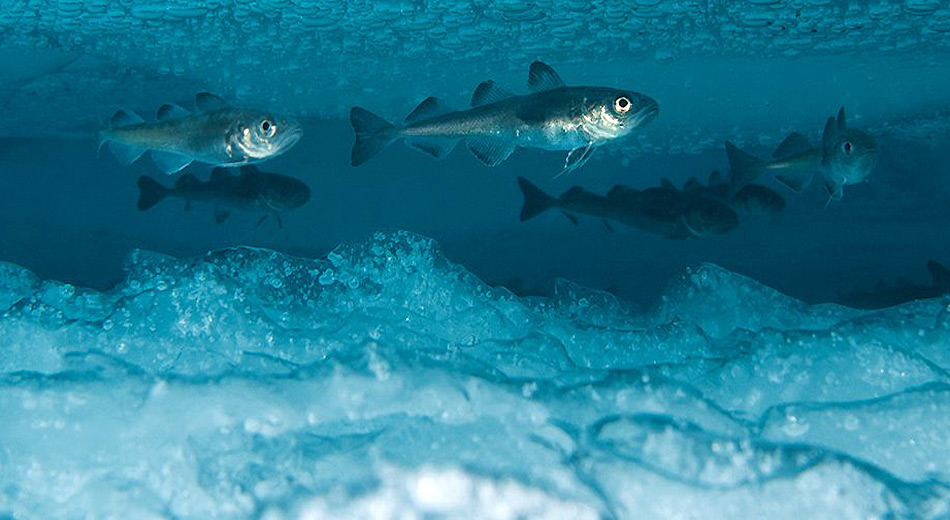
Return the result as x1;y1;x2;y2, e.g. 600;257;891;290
151;150;193;175
157;103;190;121
471;80;515;107
775;171;813;193
195;92;230;112
107;141;146;166
405;137;457;159
555;143;594;179
527;61;566;92
466;137;516;167
214;208;231;223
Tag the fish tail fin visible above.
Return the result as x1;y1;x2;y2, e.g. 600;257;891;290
724;141;765;187
350;107;398;166
517;176;557;222
136;176;168;211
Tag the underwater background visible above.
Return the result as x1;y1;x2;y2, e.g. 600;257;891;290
2;1;950;518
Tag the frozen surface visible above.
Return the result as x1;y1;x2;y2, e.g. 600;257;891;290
1;231;950;519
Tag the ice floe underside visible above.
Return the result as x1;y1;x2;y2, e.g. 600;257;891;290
1;231;949;519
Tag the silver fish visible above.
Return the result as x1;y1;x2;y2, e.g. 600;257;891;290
350;61;658;175
725;107;877;201
136;165;310;227
100;93;302;175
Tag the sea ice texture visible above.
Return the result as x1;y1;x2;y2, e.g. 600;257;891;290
1;231;949;519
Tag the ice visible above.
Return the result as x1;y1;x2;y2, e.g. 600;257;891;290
1;231;949;519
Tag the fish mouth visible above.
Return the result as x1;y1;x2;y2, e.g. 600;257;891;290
632;101;659;128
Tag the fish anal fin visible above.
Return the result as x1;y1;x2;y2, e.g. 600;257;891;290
157;103;190;121
405;96;452;123
195;92;230;112
151;150;193;175
214;208;231;223
107;141;146;165
561;211;579;226
466;137;516;167
775;171;813;192
471;80;515;107
773;132;811;159
528;61;566;92
405;137;457;159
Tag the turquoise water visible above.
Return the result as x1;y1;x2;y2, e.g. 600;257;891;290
1;2;950;519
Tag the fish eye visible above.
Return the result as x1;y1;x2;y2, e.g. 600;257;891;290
259;119;276;137
841;141;853;156
614;96;631;114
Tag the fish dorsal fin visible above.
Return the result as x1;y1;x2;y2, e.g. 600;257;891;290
528;61;566;92
837;107;847;132
157;103;190;121
175;173;199;190
195;92;229;112
210;167;233;182
821;116;839;166
928;260;950;287
660;178;676;191
708;170;723;186
560;186;585;199
773;132;811;159
471;80;515;107
683;177;702;190
607;185;635;198
109;109;144;128
405;96;452;123
239;164;262;177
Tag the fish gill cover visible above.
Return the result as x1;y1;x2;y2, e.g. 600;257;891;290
1;1;950;519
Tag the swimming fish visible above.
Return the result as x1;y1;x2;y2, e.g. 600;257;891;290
136;165;310;227
725;107;877;200
517;177;738;239
350;61;658;174
100;93;302;175
678;171;786;215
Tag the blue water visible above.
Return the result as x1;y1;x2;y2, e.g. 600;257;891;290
2;2;950;519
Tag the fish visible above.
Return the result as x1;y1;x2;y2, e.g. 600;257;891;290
100;93;302;175
725;107;877;200
136;164;310;227
679;171;786;215
517;177;738;239
350;61;658;174
843;260;950;309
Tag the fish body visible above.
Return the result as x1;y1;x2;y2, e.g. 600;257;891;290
137;165;310;225
725;107;877;200
351;62;658;174
517;177;738;239
101;93;302;175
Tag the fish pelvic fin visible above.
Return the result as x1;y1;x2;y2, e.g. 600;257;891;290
517;176;557;222
724;141;765;187
350;107;398;166
136;176;169;211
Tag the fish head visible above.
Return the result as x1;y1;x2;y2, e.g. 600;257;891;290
259;177;311;211
577;88;658;141
828;128;877;185
681;200;740;237
231;110;303;161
